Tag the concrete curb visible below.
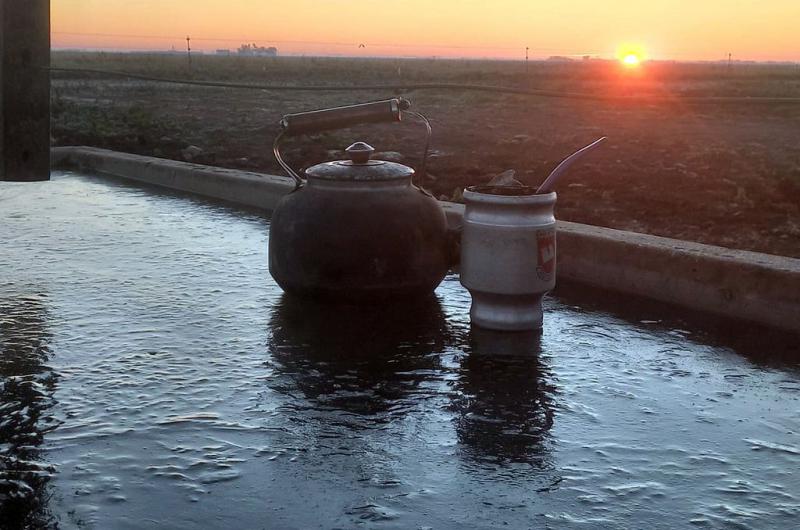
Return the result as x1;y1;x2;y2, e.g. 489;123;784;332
52;146;295;212
52;146;800;334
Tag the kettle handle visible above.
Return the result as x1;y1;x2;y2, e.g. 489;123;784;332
280;98;409;136
273;98;431;190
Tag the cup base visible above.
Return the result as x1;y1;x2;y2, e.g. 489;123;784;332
468;291;546;331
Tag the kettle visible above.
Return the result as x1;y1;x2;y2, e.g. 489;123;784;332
269;99;449;301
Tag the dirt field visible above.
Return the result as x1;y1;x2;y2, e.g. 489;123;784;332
50;52;800;258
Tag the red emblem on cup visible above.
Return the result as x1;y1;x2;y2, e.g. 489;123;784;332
536;230;556;281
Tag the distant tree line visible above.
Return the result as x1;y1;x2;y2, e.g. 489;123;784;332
237;43;278;57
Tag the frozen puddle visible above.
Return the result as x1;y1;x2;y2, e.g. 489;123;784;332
1;172;799;529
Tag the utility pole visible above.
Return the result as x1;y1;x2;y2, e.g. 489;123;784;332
525;46;529;74
186;36;192;69
1;0;51;181
727;52;732;72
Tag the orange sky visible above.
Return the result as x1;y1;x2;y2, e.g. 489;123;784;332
52;0;800;61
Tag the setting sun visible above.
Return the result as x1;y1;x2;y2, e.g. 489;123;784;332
616;43;647;67
622;53;641;66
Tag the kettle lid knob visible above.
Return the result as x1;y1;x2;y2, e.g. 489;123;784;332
345;142;375;165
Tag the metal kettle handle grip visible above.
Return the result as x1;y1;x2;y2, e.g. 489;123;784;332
280;98;410;136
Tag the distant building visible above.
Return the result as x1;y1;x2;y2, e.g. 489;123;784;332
216;49;232;56
237;43;278;57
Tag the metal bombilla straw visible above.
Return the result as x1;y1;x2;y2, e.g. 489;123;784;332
536;137;607;194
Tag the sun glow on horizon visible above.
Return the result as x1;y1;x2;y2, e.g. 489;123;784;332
622;53;641;66
616;43;647;67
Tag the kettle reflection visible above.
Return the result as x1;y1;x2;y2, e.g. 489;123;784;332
268;294;453;418
451;327;556;467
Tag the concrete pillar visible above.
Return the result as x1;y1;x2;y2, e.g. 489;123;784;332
0;0;50;181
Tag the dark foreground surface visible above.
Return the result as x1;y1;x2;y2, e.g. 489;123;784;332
1;173;799;529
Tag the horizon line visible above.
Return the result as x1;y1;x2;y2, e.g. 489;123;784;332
50;48;800;65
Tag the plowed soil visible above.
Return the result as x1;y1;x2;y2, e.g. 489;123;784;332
51;53;800;257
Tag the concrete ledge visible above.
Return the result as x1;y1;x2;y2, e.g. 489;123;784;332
52;147;800;334
52;146;294;212
558;221;800;333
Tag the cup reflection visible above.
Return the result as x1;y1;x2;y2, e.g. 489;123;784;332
452;327;556;467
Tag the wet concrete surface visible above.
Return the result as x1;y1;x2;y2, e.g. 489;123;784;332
1;172;799;529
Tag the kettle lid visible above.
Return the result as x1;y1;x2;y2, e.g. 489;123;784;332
305;141;414;182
